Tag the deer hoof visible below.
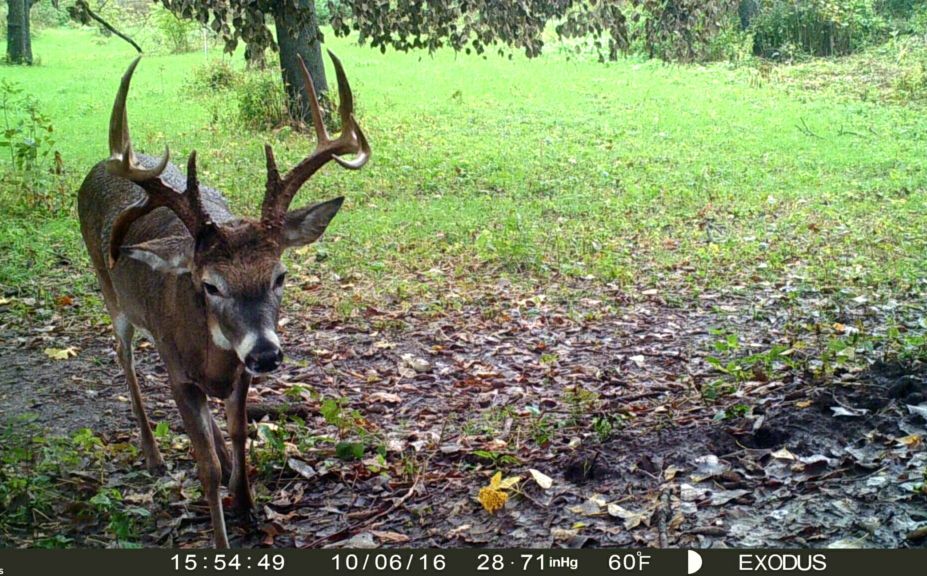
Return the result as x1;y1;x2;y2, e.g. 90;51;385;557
145;456;167;475
230;507;260;531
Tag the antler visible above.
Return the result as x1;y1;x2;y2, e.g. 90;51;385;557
261;51;370;232
106;57;214;268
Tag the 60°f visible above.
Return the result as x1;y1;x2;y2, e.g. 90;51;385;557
608;553;651;571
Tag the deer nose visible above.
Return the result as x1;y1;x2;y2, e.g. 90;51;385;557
245;342;283;374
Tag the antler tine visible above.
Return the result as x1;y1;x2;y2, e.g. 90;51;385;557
261;51;371;229
106;56;170;181
105;60;213;267
328;50;354;136
298;56;330;146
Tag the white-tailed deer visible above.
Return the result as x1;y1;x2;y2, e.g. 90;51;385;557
78;53;369;547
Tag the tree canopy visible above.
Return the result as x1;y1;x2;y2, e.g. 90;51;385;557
154;1;736;64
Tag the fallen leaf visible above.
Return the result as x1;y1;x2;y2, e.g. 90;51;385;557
690;454;728;482
607;504;647;529
371;530;410;544
680;483;708;502
664;465;682;481
286;458;319;480
896;434;922;448
478;471;520;514
44;347;78;360
401;353;431;373
709;489;749;506
550;527;578;541
528;468;553;489
369;392;402;404
771;448;796;460
569;498;604;516
831;406;868;417
907;404;927;421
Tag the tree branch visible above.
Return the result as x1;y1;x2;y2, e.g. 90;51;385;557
70;0;143;54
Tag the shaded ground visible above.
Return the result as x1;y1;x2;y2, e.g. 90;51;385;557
2;278;927;549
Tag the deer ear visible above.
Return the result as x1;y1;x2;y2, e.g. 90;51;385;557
122;236;194;274
282;197;344;248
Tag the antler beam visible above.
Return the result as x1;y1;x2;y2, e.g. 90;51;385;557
261;51;370;232
106;57;214;267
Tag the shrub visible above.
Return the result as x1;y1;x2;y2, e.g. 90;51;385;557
186;59;240;93
751;0;889;58
30;2;70;29
0;80;63;214
235;69;289;130
894;41;927;99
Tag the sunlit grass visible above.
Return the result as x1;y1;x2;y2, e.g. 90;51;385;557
2;27;926;306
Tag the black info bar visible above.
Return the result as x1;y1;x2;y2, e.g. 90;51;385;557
0;549;922;576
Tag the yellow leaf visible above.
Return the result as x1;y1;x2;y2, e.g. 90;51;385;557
897;434;922;448
488;471;503;489
498;476;521;490
44;347;78;360
478;486;508;514
795;399;813;408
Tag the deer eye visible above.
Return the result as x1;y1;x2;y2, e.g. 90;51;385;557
203;282;221;297
273;272;286;290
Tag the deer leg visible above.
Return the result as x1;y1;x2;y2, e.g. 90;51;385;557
208;412;232;485
114;314;164;472
226;373;255;518
172;381;229;549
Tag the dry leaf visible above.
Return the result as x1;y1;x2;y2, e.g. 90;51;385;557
369;392;402;404
771;447;796;460
287;458;317;481
55;295;74;307
371;530;410;544
528;468;553;489
896;434;922;448
44;347;78;360
607;503;647;529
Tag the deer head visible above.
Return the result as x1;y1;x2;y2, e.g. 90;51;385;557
106;54;369;374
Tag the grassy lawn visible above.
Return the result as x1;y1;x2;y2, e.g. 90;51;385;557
2;26;927;308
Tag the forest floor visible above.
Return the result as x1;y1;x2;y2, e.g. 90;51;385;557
2;274;927;549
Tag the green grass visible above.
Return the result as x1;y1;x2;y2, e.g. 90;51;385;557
2;27;927;306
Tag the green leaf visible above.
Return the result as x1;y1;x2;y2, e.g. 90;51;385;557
335;441;365;461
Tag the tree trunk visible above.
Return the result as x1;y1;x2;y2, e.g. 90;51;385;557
6;0;33;65
273;0;328;124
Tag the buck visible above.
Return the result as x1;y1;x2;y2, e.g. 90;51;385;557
78;53;369;547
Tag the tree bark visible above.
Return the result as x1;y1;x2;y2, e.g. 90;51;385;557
273;0;328;124
6;0;33;65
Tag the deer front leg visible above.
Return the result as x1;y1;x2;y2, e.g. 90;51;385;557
209;413;232;485
114;315;164;472
226;372;254;517
172;381;230;548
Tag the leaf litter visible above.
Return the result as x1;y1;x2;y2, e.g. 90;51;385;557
2;274;927;548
